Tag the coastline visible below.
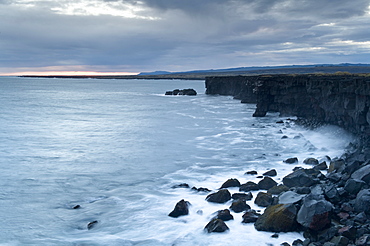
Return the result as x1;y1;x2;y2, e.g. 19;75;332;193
203;73;370;245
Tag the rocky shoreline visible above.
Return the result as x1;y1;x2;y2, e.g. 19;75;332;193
168;74;370;245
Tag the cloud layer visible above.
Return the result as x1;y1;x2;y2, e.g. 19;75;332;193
1;0;370;74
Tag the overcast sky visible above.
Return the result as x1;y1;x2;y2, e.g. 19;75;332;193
1;0;370;74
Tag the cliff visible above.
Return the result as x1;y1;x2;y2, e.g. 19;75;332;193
205;74;370;141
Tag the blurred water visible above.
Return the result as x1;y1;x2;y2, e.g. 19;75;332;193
0;77;354;245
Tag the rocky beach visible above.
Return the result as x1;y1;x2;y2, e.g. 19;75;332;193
169;74;370;246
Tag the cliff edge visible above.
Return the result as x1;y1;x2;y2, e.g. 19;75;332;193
205;74;370;142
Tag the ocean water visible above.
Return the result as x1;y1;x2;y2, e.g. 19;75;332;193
0;77;354;246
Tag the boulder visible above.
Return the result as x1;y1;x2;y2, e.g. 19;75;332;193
172;183;190;189
87;220;98;230
206;189;231;203
215;209;234;221
258;177;278;190
245;170;258;175
283;168;320;188
354;189;370;214
239;181;259;192
230;200;251;213
254;203;299;232
168;199;191;218
268;185;290;195
323;184;340;204
263;169;277;177
296;195;333;231
303;158;319;165
284;157;298;164
191;186;211;192
220;178;241;189
204;219;229;233
344;178;365;195
328;159;345;173
278;191;306;204
254;192;273;207
232;192;253;201
313;161;328;171
242;210;261;223
165;88;197;96
352;165;370;184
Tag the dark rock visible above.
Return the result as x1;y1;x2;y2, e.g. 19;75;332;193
356;234;370;245
258;177;278;190
230;200;251;213
283;168;321;188
324;184;340;204
245;170;258;175
280;243;290;246
165;88;197;96
255;192;273;207
276;120;284;124
284;157;298;164
328;159;346;173
242;210;261;223
168;199;190;218
239;181;259;192
254;203;299;232
313;161;328;171
191;187;211;193
263;169;278;177
292;239;304;246
172;183;190;189
206;189;231;203
278;191;306;204
330;236;349;246
344;160;362;176
304;158;319;165
296;195;333;231
355;189;370;214
232;192;253;201
271;233;279;238
295;187;311;194
220;178;241;189
352;165;370;184
344;178;366;194
204;218;229;233
215;209;234;221
268;185;290;195
72;205;81;209
326;172;341;182
87;220;98;230
282;135;289;139
354;212;368;223
338;225;357;241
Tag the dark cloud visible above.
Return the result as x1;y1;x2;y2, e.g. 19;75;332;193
1;0;370;74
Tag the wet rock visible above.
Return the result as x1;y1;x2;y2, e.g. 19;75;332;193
72;205;81;209
232;192;253;201
304;158;319;165
230;199;251;213
220;178;241;189
324;184;340;204
87;220;98;230
268;185;290;195
263;169;277;177
328;159;346;173
282;135;289;139
330;235;349;246
338;225;357;241
284;157;298;164
356;234;370;245
258;177;278;190
191;187;211;193
254;203;299;232
295;187;311;194
165;88;197;96
354;189;370;214
271;233;279;238
354;212;368;223
204;218;229;233
168;199;190;218
242;210;261;223
292;239;304;246
352;165;370;184
239;181;259;192
206;189;231;203
278;191;306;204
344;178;365;194
255;192;273;207
296;195;333;231
215;209;234;221
245;170;258;175
172;183;190;189
283;168;321;188
313;161;328;171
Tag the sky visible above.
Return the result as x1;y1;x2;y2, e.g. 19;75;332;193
1;0;370;75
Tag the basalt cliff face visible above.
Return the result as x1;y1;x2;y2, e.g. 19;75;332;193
205;74;370;140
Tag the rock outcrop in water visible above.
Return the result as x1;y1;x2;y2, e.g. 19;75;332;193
165;88;197;96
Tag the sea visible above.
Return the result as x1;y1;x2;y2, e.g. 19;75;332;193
0;77;355;246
